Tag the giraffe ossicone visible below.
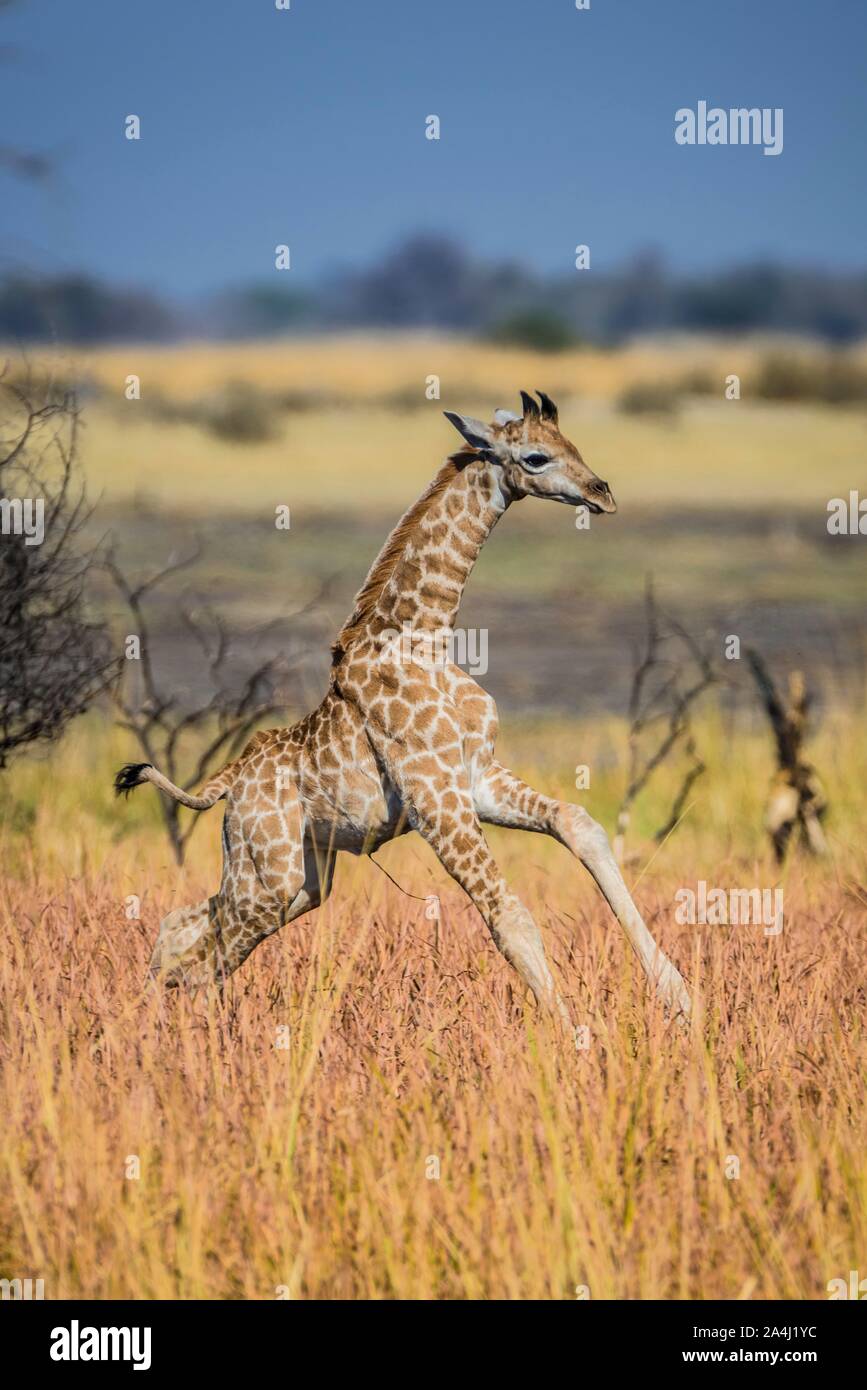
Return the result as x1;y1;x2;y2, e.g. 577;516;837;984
116;390;691;1026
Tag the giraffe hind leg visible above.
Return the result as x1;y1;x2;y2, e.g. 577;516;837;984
148;774;328;990
148;897;218;989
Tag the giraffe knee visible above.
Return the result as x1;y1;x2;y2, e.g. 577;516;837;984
493;894;538;948
556;802;610;858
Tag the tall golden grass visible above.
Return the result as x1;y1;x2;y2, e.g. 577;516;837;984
2;713;865;1299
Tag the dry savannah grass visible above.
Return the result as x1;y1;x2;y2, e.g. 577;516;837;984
30;334;867;512
2;710;866;1300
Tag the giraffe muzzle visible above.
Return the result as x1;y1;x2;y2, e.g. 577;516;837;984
585;483;616;514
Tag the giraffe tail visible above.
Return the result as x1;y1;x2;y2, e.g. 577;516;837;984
113;761;233;810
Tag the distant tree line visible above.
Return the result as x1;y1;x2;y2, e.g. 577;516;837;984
3;236;867;346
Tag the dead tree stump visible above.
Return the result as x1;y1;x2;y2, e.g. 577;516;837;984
745;649;828;862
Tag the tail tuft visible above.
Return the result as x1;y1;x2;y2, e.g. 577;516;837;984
114;762;152;797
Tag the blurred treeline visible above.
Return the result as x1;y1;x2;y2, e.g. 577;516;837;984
4;235;867;347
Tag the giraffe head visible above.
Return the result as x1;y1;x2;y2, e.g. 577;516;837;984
444;390;616;513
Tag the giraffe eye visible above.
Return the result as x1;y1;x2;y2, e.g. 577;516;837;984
521;452;550;470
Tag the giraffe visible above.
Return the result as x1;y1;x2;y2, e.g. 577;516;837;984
115;390;691;1024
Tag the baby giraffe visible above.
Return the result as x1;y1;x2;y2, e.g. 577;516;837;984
116;390;691;1024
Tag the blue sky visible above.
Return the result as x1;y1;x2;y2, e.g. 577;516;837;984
2;0;865;295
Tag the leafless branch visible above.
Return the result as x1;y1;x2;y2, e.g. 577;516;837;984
613;578;715;862
107;551;333;863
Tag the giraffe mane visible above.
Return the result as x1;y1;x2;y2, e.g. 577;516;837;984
331;448;480;664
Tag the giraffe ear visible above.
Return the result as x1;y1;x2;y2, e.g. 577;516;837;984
493;408;521;425
443;412;497;454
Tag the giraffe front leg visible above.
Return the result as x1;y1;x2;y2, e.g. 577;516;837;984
405;777;570;1026
475;762;691;1024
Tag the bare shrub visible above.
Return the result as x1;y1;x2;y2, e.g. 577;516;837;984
754;352;867;404
613;579;715;863
0;365;117;770
617;380;681;417
198;381;279;443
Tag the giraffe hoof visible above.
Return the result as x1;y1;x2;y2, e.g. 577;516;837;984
654;964;692;1028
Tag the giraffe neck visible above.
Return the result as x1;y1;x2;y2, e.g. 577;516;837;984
334;455;512;658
